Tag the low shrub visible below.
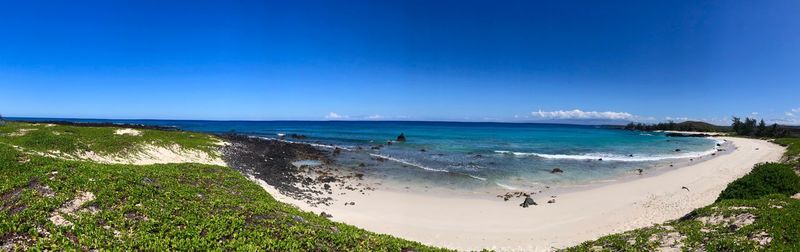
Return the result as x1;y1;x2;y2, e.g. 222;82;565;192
717;162;800;201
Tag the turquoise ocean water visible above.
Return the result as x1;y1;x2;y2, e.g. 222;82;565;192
17;119;720;190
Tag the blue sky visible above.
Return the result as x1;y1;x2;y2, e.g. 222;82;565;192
1;0;799;125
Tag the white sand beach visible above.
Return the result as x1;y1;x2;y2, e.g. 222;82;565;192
257;137;784;251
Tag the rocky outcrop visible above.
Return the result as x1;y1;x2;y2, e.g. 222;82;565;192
520;196;537;208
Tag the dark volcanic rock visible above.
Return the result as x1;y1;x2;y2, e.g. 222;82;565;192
396;133;406;142
290;133;307;139
550;168;564;174
520;196;537;208
666;132;712;137
220;134;334;206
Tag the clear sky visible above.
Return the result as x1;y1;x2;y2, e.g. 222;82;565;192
1;0;799;124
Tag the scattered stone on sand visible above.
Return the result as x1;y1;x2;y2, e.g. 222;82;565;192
681;186;690;192
520;196;537;208
320;212;333;218
547;199;556;204
550;168;564;174
396;133;406;142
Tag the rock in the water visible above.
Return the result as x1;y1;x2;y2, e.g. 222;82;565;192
420;148;426;152
636;169;643;175
520;196;537;208
290;134;307;139
551;168;564;174
396;133;407;142
675;149;681;152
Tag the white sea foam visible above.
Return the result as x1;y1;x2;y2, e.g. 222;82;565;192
257;136;352;151
369;153;449;173
495;182;517;190
466;174;487;181
494;147;719;162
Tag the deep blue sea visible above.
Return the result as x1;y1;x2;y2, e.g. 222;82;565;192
15;118;720;190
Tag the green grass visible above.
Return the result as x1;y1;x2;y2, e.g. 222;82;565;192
773;137;800;162
0;122;220;158
0;122;448;251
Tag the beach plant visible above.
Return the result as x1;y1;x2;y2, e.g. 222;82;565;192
717;163;800;202
568;154;800;251
0;122;450;251
773;137;800;162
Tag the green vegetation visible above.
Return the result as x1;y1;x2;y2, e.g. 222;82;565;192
731;117;790;138
0;122;220;157
773;138;800;162
566;155;800;251
717;163;800;202
0;122;447;251
624;120;721;132
567;195;800;251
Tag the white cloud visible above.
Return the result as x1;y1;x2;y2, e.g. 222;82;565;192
365;114;383;119
793;108;800;113
324;112;347;119
786;112;795;117
532;109;633;120
665;116;690;121
751;112;759;116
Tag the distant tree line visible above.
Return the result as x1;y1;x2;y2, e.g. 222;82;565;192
624;117;791;138
731;117;789;138
624;121;719;132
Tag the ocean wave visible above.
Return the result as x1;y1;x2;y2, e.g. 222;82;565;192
257;136;353;151
466;174;487;181
495;182;517;190
494;148;719;162
368;153;449;173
